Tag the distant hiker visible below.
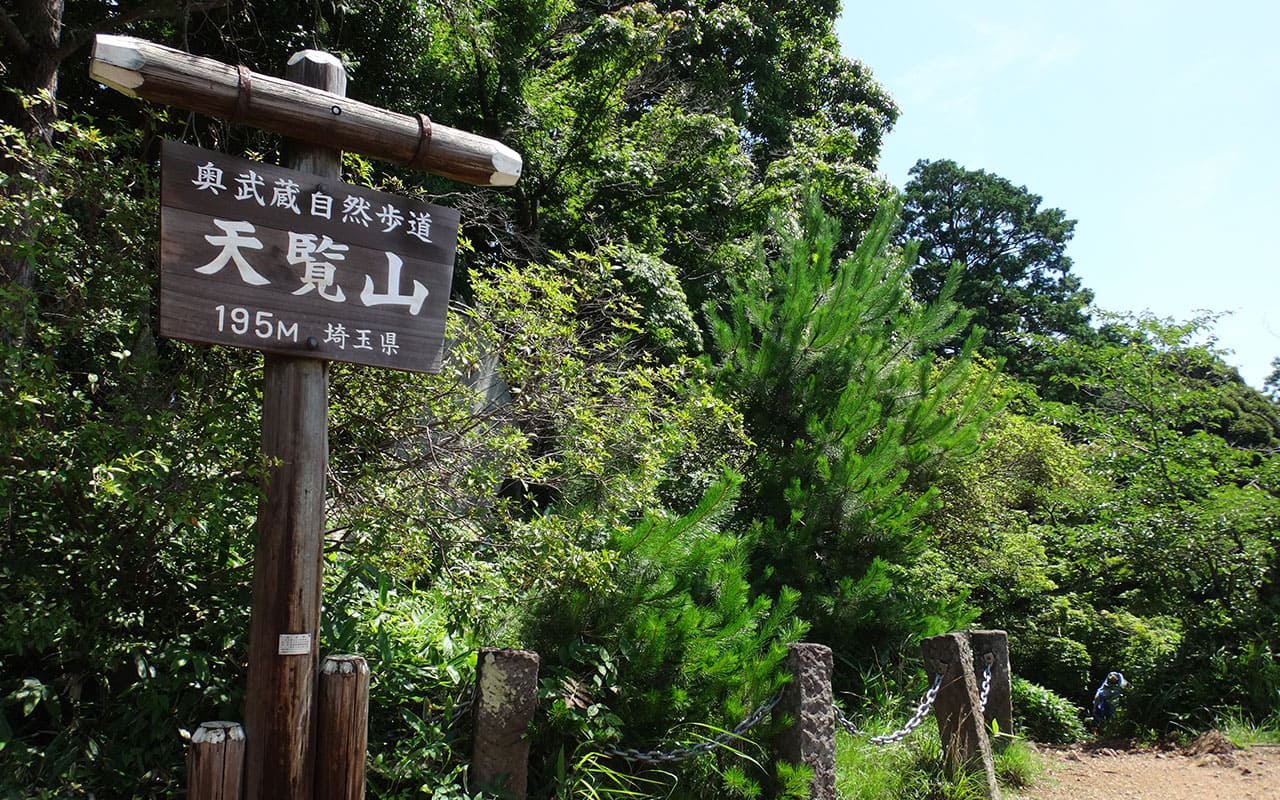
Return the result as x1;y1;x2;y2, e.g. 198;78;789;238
1092;671;1128;732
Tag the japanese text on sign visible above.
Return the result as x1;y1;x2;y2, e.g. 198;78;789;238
158;140;460;373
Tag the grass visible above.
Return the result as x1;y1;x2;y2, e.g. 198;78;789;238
834;721;1044;800
1214;708;1280;747
992;736;1040;789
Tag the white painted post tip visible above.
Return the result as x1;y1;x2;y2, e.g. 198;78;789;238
92;34;146;70
89;34;146;94
287;50;345;69
192;721;245;745
321;655;368;676
491;144;524;187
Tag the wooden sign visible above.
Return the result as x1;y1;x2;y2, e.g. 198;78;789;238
160;139;460;372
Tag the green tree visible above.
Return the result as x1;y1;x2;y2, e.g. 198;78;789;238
522;473;803;800
1041;313;1280;724
900;159;1095;382
0;1;918;794
912;366;1087;623
0;113;264;796
709;195;995;667
0;0;212;140
0;115;757;793
1263;356;1280;404
330;0;896;341
320;253;758;797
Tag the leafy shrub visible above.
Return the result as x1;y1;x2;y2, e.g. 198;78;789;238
1077;610;1180;689
1011;633;1091;701
1012;677;1086;744
522;473;805;800
1;113;259;799
1124;637;1280;731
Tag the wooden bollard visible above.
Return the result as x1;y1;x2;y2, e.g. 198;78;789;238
970;630;1013;740
772;643;835;800
921;633;999;799
471;648;540;800
188;721;245;800
316;654;371;800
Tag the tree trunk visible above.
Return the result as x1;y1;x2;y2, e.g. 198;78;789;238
0;0;63;349
0;0;65;142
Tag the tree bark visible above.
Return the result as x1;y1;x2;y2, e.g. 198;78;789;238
0;1;230;140
0;0;65;141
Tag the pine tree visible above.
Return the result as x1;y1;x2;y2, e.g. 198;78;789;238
521;472;804;798
709;195;995;664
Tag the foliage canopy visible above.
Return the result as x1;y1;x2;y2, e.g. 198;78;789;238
2;2;1279;798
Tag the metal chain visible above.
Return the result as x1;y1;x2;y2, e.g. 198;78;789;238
461;654;991;761
833;705;865;737
596;690;784;765
446;685;476;731
978;655;993;712
832;674;942;746
414;685;474;738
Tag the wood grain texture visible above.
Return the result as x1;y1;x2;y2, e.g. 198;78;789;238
242;51;339;800
158;138;458;372
243;356;330;800
188;722;246;800
316;655;371;800
91;35;521;186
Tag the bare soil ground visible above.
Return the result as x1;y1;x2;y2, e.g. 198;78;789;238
1014;732;1280;800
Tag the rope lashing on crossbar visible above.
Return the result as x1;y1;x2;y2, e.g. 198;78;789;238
232;64;253;122
411;112;434;169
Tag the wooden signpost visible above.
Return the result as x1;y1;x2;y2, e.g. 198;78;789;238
160;139;460;372
90;34;522;800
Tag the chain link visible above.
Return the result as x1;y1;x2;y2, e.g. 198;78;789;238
833;705;865;737
832;674;942;746
596;690;784;765
465;652;994;761
870;674;942;745
978;655;993;712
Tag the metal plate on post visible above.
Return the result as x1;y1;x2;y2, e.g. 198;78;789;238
159;140;460;373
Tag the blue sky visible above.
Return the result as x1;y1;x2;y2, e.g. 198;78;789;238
836;1;1280;388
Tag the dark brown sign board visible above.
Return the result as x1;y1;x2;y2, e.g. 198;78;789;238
160;139;460;373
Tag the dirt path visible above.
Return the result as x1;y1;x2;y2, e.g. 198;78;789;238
1014;734;1280;800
